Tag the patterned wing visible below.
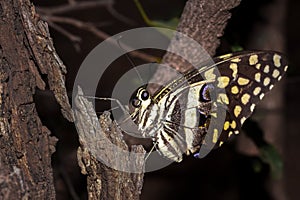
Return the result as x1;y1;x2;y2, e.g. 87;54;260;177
199;51;288;148
152;51;288;161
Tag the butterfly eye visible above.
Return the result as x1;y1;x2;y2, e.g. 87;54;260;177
131;98;141;108
200;84;214;102
140;90;149;101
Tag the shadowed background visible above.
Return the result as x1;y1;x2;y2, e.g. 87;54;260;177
32;0;300;199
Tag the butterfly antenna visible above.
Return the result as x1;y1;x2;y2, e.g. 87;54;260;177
80;95;128;115
95;105;121;115
116;36;144;84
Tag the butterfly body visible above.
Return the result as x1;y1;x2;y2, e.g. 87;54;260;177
128;51;288;162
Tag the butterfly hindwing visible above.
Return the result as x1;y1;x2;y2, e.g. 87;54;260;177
204;51;288;146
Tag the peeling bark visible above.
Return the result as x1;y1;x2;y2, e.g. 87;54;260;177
0;0;72;199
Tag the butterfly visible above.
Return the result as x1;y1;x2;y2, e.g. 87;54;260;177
126;51;288;162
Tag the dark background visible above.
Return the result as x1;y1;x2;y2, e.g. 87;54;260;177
32;0;300;199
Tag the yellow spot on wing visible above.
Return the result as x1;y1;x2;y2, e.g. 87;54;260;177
255;73;261;82
256;63;261;70
273;54;281;67
217;76;230;88
231;120;237;129
284;65;288;72
204;68;216;80
210;112;217;118
228;131;233;137
263;65;270;73
253;87;261;96
238;77;250;85
219;53;233;59
218;93;229;105
249;54;258;65
229;63;238;79
224;121;230;130
234;105;242;117
241;93;251;105
231;86;239;94
212;129;219;143
231;58;241;62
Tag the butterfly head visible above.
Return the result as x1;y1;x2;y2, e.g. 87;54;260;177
130;86;152;114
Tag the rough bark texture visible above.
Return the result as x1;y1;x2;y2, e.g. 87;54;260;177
0;0;72;199
164;0;241;68
149;0;241;93
75;87;145;200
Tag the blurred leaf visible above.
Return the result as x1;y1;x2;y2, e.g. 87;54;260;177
259;144;283;179
133;0;179;38
242;119;283;179
231;44;244;52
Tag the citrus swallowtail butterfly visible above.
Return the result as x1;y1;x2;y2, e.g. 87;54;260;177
127;51;288;162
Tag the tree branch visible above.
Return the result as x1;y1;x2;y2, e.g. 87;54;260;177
149;0;241;93
0;0;72;198
163;0;241;70
75;87;145;199
36;0;114;15
39;13;157;62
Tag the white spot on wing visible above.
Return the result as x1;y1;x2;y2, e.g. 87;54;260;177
255;73;261;82
263;65;270;73
263;77;271;86
250;104;256;112
272;69;280;78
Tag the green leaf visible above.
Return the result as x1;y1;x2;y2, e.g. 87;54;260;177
259;144;283;179
231;44;244;52
133;0;179;38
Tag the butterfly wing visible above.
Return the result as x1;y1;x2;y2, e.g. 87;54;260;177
153;51;288;160
207;51;288;147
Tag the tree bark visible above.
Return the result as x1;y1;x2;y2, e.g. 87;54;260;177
0;0;72;199
150;0;241;93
